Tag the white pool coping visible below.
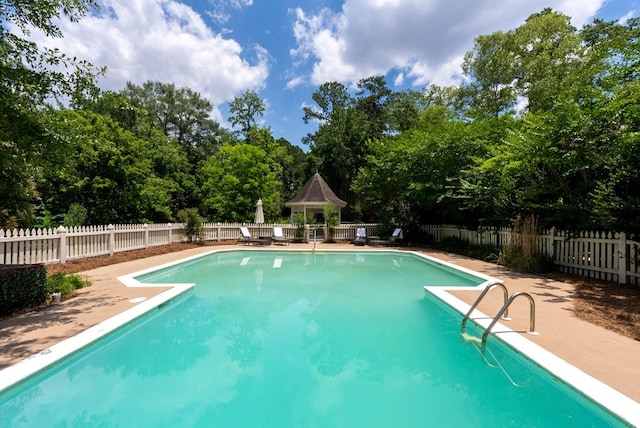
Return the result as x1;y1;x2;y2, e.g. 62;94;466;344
418;250;640;427
1;248;638;426
0;283;194;394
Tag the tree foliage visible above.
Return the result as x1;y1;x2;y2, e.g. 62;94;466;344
349;10;640;234
119;81;231;163
2;7;640;238
0;0;102;227
228;89;265;139
201;143;282;222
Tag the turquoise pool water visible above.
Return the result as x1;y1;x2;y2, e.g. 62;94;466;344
0;251;627;427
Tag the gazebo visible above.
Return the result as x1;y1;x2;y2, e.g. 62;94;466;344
285;173;347;223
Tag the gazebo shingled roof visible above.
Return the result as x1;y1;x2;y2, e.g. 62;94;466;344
285;173;347;223
286;173;346;207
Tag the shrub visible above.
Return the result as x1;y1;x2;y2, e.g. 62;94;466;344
292;212;314;241
63;203;88;227
436;237;501;262
46;273;92;300
374;223;395;239
67;273;92;290
177;208;204;243
323;204;339;241
0;264;47;317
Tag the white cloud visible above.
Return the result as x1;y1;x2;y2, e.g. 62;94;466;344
557;0;603;27
291;0;606;89
617;10;635;25
205;0;253;25
393;72;404;86
286;76;305;89
24;0;269;123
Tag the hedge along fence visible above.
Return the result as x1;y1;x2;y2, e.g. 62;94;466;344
0;264;47;317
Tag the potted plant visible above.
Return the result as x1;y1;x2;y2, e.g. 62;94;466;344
293;212;306;243
323;204;339;243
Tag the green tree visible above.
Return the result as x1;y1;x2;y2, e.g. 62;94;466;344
512;9;584;112
461;30;517;118
323;203;339;241
277;138;307;205
75;91;142;134
355;75;392;139
228;90;265;139
177;208;204;243
200;143;282;222
120;81;230;163
1;0;102;101
461;16;640;232
581;18;640;234
38;109;158;224
461;9;584;116
0;0;102;227
386;89;429;132
308;106;371;209
304;80;381;218
302;81;351;125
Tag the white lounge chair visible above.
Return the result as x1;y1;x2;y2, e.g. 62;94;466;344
272;227;290;245
238;227;260;245
369;228;403;247
387;228;403;246
353;228;367;246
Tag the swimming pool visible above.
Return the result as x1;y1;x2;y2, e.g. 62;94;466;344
0;250;636;426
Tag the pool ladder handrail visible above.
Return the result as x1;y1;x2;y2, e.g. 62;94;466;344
461;281;510;333
481;291;537;344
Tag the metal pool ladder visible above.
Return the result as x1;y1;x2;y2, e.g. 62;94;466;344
461;281;510;333
481;291;537;343
461;282;537;344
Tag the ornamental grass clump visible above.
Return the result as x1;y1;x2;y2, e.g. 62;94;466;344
498;215;548;273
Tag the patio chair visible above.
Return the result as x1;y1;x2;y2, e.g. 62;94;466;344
272;227;290;245
238;227;260;245
386;228;403;246
353;228;367;246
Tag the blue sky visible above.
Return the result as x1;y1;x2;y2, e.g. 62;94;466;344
22;0;639;148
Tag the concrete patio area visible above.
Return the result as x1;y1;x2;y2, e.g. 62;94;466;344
1;243;638;407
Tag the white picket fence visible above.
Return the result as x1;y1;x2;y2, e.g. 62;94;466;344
0;223;376;265
1;223;638;285
422;224;640;285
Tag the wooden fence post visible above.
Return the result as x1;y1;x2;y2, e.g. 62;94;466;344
57;226;67;264
108;224;115;256
618;232;627;284
549;227;556;260
143;223;149;248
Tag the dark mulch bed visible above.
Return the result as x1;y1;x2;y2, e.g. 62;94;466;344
45;241;231;276
568;276;640;341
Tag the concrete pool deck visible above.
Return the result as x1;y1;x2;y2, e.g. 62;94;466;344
1;243;639;407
